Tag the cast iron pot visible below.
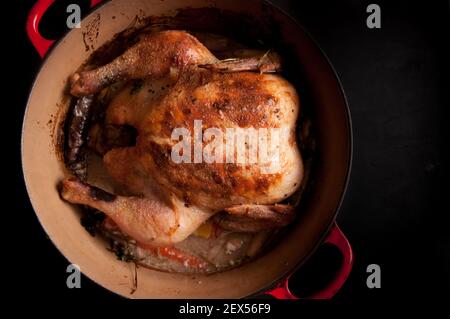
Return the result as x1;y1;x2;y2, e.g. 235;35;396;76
22;0;353;299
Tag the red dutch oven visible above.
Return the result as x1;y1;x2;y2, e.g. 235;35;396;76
23;0;353;298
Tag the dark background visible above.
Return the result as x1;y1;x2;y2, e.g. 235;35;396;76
7;0;449;305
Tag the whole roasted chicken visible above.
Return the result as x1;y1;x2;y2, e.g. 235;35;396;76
61;30;303;247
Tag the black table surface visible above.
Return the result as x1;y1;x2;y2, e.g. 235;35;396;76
8;0;449;304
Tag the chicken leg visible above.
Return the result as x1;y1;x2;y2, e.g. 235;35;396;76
70;30;217;96
61;178;214;245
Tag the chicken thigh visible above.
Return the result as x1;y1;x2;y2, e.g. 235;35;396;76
61;30;303;246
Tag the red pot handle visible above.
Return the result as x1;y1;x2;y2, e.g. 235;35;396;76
266;223;353;299
26;0;104;57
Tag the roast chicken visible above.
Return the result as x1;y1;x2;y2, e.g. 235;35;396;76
61;30;303;246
